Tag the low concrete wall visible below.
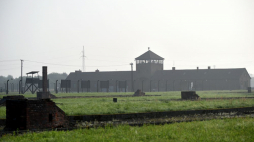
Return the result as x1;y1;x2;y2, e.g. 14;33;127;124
68;107;254;122
1;106;254;126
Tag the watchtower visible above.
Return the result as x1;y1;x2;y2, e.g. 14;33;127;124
24;71;39;94
135;49;164;79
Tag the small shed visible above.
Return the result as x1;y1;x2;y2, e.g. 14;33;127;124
133;89;145;96
181;91;200;100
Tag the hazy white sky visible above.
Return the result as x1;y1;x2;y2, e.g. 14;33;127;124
0;0;253;78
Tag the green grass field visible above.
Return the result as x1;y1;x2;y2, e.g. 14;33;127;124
0;90;253;98
1;117;253;142
56;97;254;116
1;91;254;141
0;91;254;118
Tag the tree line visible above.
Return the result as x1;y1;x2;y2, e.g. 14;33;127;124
0;72;68;91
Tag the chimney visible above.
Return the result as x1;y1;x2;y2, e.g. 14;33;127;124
37;66;50;99
42;66;47;93
208;66;211;69
172;67;175;70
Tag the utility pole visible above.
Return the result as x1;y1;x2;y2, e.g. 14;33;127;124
82;46;85;72
21;59;23;94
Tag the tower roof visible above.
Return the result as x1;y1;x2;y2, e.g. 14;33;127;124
135;50;164;60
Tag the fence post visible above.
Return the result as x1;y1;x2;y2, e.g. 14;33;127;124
6;80;9;94
166;80;167;92
150;80;151;92
116;80;118;92
19;80;21;94
77;80;79;93
97;80;99;92
158;80;160;92
142;80;144;92
125;80;127;92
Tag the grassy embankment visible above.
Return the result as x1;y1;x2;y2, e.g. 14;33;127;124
0;91;254;118
1;117;254;142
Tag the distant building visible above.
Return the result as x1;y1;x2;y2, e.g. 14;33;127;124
66;50;251;92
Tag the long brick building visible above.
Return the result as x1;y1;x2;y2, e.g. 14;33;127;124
65;50;251;92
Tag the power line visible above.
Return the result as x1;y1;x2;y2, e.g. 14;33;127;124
86;58;130;64
43;54;81;61
0;63;20;66
25;60;80;67
24;60;128;67
0;67;20;71
0;60;19;62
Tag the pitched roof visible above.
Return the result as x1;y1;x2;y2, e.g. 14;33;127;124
65;68;250;82
66;71;132;81
135;50;164;60
152;68;250;80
